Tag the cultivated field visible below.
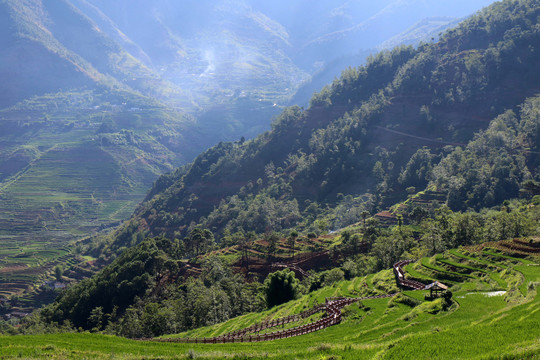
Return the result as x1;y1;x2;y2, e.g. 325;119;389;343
1;240;538;359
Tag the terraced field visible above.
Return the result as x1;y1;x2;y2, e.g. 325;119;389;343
1;240;537;359
0;107;192;301
0;238;88;309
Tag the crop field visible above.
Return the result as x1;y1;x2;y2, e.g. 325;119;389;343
0;108;187;300
0;237;79;299
0;242;538;359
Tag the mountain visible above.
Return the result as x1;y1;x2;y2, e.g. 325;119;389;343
377;17;463;50
1;2;539;353
0;0;182;109
0;1;501;248
251;0;497;69
0;0;498;113
0;0;510;305
290;17;462;107
100;0;540;255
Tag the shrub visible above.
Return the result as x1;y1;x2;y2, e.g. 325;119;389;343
263;269;299;308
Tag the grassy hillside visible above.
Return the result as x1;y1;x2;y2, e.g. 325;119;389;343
0;241;537;359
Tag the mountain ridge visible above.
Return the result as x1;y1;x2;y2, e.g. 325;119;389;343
101;0;539;251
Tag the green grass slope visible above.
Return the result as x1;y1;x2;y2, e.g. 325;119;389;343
1;246;537;359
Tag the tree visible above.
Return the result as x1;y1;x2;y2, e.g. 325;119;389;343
266;232;279;260
341;230;352;243
315;219;328;235
397;214;403;229
323;268;345;286
54;265;63;282
239;232;254;271
421;220;446;255
88;306;104;331
263;269;299;308
398;147;435;189
363;218;380;244
287;230;298;259
342;260;358;280
409;206;428;225
141;302;174;337
361;210;370;226
185;228;214;256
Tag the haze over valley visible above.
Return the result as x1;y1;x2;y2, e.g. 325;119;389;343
0;1;539;359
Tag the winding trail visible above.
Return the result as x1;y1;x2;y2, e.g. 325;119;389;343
138;260;425;343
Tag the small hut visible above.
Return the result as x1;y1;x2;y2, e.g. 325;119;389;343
425;281;448;298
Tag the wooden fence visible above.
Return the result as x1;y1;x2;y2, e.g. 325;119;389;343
271;263;310;278
137;260;423;344
140;294;394;344
393;260;426;290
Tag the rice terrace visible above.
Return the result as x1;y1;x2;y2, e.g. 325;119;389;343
0;237;538;359
0;0;540;359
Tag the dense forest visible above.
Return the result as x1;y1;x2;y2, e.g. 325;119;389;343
85;0;540;259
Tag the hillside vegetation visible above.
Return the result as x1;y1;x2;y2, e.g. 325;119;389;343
18;192;536;335
1;1;539;358
0;0;512;305
0;239;538;359
0;93;204;301
98;0;540;256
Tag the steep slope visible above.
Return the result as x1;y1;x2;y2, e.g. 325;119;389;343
74;1;499;139
290;17;463;107
0;0;499;138
377;17;463;50
287;0;498;69
0;0;185;294
0;0;99;108
0;0;182;109
104;0;539;248
76;0;307;99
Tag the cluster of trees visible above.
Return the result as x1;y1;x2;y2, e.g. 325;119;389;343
3;192;538;337
432;96;540;210
333;198;539;276
20;238;266;338
110;257;265;338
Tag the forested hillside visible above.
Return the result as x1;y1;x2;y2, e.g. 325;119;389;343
1;3;539;355
97;0;540;256
48;89;538;335
0;0;502;308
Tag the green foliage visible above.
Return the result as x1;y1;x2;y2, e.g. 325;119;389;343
432;103;540;211
398;147;437;190
263;269;299;308
102;0;540;256
53;266;63;282
39;237;182;328
1;240;538;359
184;228;214;257
322;268;345;287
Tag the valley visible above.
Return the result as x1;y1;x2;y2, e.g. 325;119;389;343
0;99;200;300
0;0;539;358
0;0;505;304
